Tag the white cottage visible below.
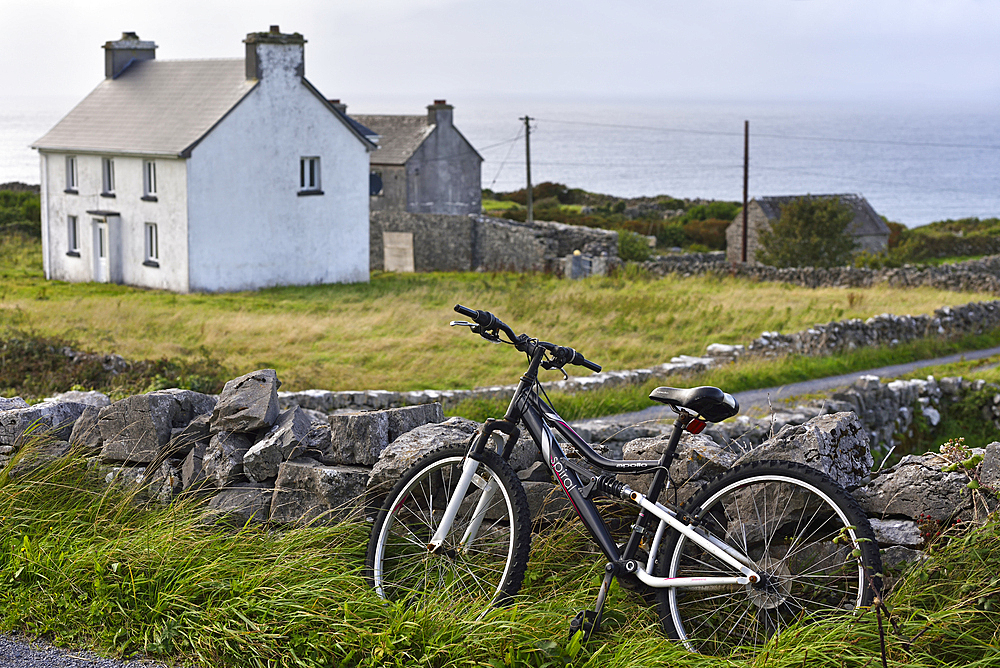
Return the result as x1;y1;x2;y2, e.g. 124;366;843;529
32;27;376;293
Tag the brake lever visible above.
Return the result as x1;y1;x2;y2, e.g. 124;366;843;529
450;320;476;328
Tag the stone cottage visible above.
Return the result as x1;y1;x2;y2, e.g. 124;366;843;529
352;101;483;216
32;27;376;293
726;194;891;265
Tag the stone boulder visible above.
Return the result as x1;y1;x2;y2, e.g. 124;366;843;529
1;400;89;447
182;441;209;490
69;405;104;453
385;403;444;442
202;431;254;488
0;397;30;411
204;484;274;526
324;411;389;466
270;458;369;524
869;518;923;548
854;451;994;523
98;390;216;464
211;369;280;434
733;412;874;490
44;390;111;407
367;417;479;493
522;481;574;523
165;414;213;458
6;440;72;480
980;441;1000;489
618;432;737;505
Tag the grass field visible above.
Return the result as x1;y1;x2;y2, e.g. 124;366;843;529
1;445;997;668
2;231;996;395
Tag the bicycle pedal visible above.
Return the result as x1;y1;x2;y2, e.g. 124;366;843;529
568;609;600;641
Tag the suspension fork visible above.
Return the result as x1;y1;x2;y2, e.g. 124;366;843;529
427;418;520;553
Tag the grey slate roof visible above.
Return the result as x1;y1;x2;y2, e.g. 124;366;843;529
350;115;434;165
32;59;257;157
756;194;890;237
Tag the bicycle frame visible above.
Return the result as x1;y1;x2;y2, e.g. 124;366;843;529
430;343;761;590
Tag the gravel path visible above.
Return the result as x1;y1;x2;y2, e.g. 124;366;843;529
0;635;184;668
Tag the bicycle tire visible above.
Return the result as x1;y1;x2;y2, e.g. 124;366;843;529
655;460;882;657
365;444;531;614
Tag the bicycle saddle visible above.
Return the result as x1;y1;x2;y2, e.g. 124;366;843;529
648;386;739;422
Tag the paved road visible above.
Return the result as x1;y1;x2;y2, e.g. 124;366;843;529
608;344;1000;424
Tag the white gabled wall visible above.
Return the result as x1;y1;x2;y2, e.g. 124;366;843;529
39;152;189;291
186;43;370;293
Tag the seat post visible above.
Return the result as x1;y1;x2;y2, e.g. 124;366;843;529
619;411;693;561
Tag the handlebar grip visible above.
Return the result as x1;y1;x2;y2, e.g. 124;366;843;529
574;352;602;373
553;345;602;373
454;304;478;319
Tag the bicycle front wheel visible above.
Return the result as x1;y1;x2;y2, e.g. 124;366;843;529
365;444;531;614
656;460;881;657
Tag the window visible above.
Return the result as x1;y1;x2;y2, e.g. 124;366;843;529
101;158;115;196
142;160;157;200
66;216;80;256
298;157;322;195
370;170;384;197
143;223;159;267
65;157;78;193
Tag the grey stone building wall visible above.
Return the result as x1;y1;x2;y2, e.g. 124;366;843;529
406;120;482;216
725;203;768;264
370;212;618;273
369;165;406;213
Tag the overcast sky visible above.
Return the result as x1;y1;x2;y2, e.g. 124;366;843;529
4;0;999;108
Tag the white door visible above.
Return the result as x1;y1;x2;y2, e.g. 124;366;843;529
93;219;109;283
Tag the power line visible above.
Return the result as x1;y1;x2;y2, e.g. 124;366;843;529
488;126;523;189
531;117;1000;151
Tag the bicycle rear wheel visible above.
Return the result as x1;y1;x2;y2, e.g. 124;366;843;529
656;460;881;657
365;444;531;614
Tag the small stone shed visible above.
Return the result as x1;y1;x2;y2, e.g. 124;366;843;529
726;194;891;265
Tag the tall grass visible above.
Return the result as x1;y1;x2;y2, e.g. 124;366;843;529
1;229;994;393
1;439;998;668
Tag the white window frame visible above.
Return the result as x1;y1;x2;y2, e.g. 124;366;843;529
65;156;78;192
299;156;322;194
144;222;159;266
143;160;157;199
67;215;80;255
101;157;115;196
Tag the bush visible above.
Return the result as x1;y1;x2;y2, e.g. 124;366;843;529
757;196;855;268
682;218;729;250
679;201;741;224
655;222;688;248
617;229;653;262
0;190;41;228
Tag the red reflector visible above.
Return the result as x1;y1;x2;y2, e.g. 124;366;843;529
686;418;707;434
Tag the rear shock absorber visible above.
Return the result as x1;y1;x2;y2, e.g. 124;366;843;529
593;475;627;498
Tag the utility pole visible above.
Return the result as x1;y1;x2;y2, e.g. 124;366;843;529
520;115;534;223
741;119;749;263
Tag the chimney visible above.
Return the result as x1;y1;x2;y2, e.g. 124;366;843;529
427;99;453;126
103;32;156;79
328;99;347;114
243;26;306;81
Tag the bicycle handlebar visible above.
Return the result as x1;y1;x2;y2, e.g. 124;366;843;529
454;304;602;373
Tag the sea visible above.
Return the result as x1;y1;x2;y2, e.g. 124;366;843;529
3;93;998;227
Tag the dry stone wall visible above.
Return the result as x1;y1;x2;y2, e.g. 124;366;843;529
3;370;997;570
275;299;1000;415
370;211;617;274
642;253;1000;295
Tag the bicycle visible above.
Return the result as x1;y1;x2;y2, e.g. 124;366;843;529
364;305;882;657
